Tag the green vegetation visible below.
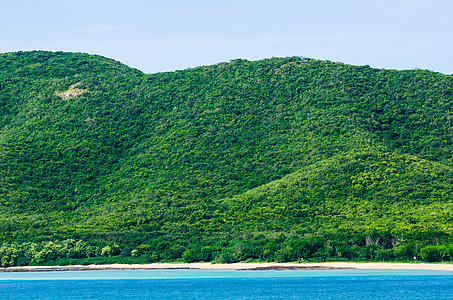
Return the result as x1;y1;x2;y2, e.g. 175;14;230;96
1;51;453;266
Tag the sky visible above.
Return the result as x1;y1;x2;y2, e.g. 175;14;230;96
1;0;452;74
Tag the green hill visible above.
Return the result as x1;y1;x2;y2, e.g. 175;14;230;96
1;51;453;266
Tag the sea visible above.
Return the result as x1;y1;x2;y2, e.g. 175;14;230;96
1;269;453;299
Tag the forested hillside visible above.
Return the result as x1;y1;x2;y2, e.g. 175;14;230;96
1;51;453;266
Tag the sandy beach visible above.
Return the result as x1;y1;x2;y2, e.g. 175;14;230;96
2;262;453;272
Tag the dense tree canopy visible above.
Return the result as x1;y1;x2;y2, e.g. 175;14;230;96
1;51;453;266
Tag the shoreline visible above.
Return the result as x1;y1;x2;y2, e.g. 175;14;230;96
2;262;453;272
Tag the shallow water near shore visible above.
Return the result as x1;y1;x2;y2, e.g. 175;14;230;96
2;269;453;299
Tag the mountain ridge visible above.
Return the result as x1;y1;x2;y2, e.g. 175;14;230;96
1;51;453;266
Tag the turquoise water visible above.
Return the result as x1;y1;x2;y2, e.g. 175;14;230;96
1;269;453;299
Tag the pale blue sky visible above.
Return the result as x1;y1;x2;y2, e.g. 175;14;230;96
1;0;452;74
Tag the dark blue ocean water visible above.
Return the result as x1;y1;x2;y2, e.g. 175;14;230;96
1;269;453;299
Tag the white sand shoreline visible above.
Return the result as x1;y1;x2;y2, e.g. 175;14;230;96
2;262;453;272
